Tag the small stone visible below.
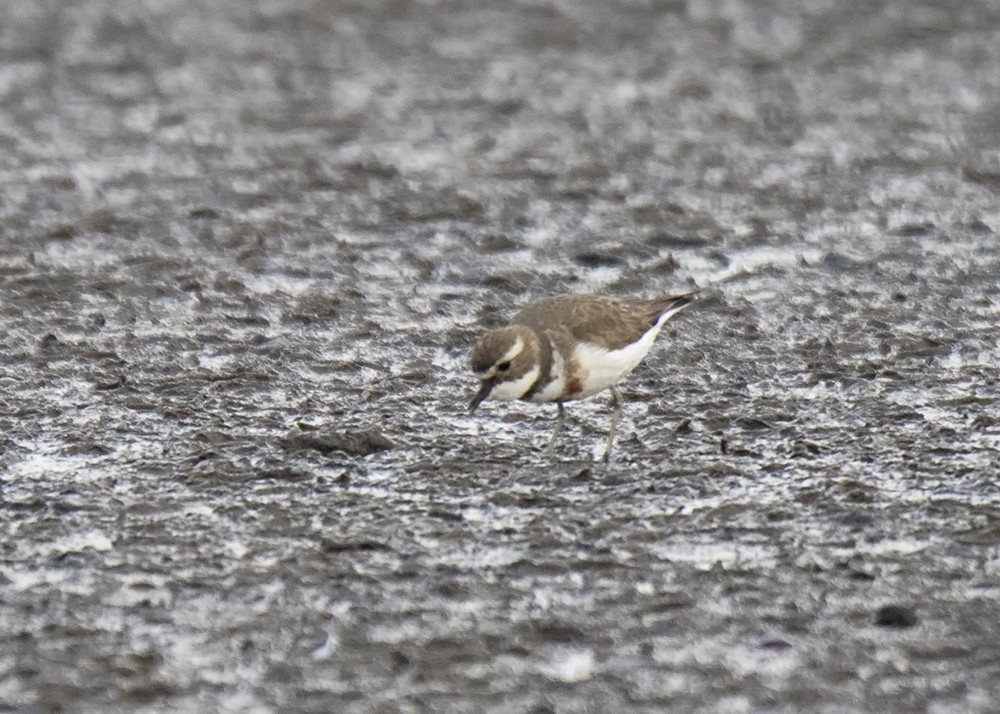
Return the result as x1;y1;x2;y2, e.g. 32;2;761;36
283;427;393;456
874;604;918;628
759;637;793;650
822;251;858;270
571;467;591;482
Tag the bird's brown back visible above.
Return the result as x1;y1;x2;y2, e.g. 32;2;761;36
510;293;692;351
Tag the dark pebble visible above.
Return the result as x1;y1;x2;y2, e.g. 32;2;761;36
188;206;221;219
573;251;624;268
759;638;794;650
874;604;918;628
822;252;858;270
321;538;390;553
252;468;313;482
734;416;772;431
283;428;394;456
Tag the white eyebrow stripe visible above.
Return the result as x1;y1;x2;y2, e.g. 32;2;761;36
481;335;527;380
496;336;524;367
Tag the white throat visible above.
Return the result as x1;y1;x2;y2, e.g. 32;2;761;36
489;364;541;401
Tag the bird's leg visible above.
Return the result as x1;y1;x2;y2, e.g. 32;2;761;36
544;402;566;456
601;387;623;462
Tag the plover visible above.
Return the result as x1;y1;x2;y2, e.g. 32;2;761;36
469;291;696;460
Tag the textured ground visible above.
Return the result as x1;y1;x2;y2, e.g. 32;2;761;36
2;1;1000;712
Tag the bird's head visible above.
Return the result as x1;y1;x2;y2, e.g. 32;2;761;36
468;325;541;411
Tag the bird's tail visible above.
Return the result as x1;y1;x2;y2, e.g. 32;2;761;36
636;291;698;328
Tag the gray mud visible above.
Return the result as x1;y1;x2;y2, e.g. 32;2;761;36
2;1;1000;712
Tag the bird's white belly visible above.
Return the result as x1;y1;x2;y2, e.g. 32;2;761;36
571;319;667;398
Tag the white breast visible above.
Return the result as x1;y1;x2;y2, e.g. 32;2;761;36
571;314;672;398
530;348;567;402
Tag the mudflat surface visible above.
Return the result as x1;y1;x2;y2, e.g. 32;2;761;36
2;1;1000;712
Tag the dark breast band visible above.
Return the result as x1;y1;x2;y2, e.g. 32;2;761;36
520;330;554;401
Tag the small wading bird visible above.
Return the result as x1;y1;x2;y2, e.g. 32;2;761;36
469;291;696;460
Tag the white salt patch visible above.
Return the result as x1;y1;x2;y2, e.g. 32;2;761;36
4;568;68;592
652;542;778;569
311;631;339;660
540;648;595;683
635;582;655;596
709;244;825;285
8;451;106;484
52;530;113;554
183;503;218;519
852;539;928;557
196;354;238;371
223;539;249;560
243;273;317;297
430;545;525;570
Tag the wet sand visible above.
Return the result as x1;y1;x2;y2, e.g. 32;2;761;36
2;1;1000;712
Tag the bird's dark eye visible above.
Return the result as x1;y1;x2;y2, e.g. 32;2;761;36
497;361;512;372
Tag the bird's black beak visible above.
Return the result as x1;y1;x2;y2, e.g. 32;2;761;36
469;377;496;413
